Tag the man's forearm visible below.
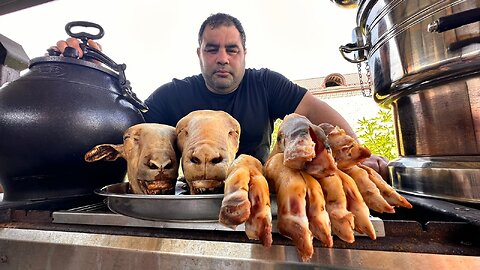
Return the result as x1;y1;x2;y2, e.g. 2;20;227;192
294;91;358;140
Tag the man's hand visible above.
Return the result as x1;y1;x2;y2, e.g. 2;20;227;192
48;38;102;58
361;154;390;180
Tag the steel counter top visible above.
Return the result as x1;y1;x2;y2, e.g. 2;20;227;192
1;227;479;269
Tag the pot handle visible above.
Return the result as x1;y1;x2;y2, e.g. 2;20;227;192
65;21;104;40
448;36;480;51
84;47;148;112
339;27;370;63
427;7;480;33
339;43;369;63
63;21;149;112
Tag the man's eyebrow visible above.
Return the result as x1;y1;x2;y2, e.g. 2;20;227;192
226;44;240;49
203;43;240;49
204;43;219;48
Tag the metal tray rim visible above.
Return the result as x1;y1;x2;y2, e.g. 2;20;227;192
95;182;224;200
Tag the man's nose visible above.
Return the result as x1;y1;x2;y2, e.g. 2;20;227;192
217;49;229;65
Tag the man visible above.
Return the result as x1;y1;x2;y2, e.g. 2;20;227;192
54;13;388;177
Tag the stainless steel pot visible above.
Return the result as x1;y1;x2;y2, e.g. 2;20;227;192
340;0;480;203
389;156;480;203
392;73;479;156
341;0;480;103
340;0;480;157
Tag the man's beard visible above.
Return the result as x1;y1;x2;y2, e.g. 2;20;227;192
204;73;238;94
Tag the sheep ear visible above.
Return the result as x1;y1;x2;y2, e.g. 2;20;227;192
84;144;124;162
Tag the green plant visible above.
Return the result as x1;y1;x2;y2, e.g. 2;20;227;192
270;118;282;150
356;109;398;160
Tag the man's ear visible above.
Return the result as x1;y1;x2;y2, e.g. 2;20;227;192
196;47;201;57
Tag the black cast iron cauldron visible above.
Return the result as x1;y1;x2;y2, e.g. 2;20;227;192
0;21;147;202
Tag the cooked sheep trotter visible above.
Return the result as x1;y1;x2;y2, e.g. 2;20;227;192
244;156;273;247
176;110;240;195
344;165;395;213
358;164;413;209
317;172;356;244
301;171;333;248
245;174;273;247
336;170;376;240
219;155;273;248
319;123;371;170
273;113;336;178
320;122;412;210
84;123;179;195
303;139;337;179
219;156;251;229
265;153;313;262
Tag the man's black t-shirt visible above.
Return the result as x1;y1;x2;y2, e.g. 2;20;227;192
143;68;307;163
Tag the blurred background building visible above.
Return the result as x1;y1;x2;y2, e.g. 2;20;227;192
295;73;383;130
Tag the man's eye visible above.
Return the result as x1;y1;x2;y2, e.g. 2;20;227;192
206;49;218;53
227;49;239;54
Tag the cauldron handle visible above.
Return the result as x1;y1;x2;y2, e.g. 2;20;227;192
83;46;148;112
65;21;104;42
62;21;149;112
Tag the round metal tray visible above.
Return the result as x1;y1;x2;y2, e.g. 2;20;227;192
96;182;277;222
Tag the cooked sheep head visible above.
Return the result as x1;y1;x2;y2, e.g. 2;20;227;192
84;123;180;195
176;110;240;195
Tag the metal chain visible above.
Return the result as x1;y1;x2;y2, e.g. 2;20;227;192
364;61;373;97
356;61;372;97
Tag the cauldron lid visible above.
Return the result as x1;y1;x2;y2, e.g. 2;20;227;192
29;56;119;78
27;21;148;112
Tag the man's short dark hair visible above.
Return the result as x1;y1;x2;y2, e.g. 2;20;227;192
198;13;246;49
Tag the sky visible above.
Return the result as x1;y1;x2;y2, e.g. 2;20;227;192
0;0;360;100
